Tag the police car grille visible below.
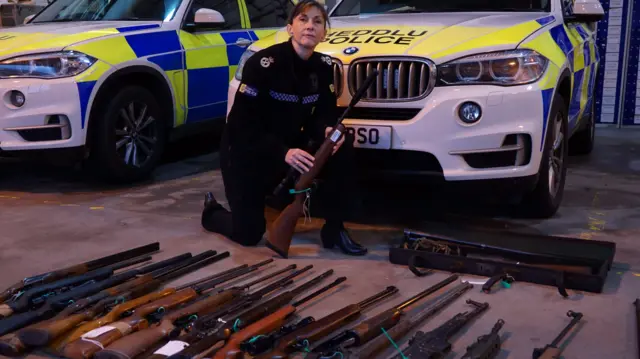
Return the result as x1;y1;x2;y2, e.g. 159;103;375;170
332;61;344;97
348;58;436;101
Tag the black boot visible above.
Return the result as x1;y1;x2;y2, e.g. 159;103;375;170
202;192;227;232
320;222;368;256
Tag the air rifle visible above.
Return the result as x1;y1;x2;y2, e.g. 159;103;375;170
311;274;458;355
0;252;221;356
0;242;160;304
0;250;209;336
389;299;488;359
93;265;306;359
266;69;380;259
18;251;228;348
0;254;182;319
160;268;338;359
59;258;272;359
532;310;583;359
47;262;252;352
253;286;399;359
308;281;473;359
461;319;505;359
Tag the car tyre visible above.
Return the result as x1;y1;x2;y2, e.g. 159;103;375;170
88;86;167;183
518;93;569;218
569;98;595;155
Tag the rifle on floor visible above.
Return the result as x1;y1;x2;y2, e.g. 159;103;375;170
390;299;489;359
0;242;160;304
18;251;229;348
0;252;221;356
266;69;380;259
308;281;473;359
532;310;583;359
0;253;182;319
155;270;338;359
0;250;210;336
311;274;458;354
59;258;272;359
96;266;310;359
46;262;252;352
461;319;505;359
252;286;399;359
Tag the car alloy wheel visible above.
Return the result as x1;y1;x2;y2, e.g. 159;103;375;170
114;101;158;168
548;112;564;198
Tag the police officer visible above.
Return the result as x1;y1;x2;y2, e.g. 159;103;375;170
201;0;367;256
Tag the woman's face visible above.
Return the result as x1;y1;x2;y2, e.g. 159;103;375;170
287;6;327;49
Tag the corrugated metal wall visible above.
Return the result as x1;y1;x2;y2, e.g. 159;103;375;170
596;0;639;127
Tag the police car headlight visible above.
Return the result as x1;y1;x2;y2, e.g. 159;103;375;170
437;50;548;86
0;51;97;79
234;49;256;81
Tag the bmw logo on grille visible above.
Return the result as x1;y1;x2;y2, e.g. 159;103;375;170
343;47;359;55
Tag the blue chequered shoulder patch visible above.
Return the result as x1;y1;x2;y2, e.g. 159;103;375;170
302;94;319;104
238;84;258;97
270;90;299;103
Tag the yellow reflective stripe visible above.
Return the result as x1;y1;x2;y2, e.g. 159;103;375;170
236;0;246;28
229;65;238;82
589;41;597;64
68;36;137;65
428;21;541;60
179;31;229;69
253;29;281;40
167;69;187;126
573;42;585;71
74;61;111;82
539;62;560;91
521;32;566;69
579;66;590;117
238;0;250;28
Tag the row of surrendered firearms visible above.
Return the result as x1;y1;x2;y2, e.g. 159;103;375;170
0;242;584;359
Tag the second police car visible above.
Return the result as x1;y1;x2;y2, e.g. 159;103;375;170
0;0;297;182
228;0;605;218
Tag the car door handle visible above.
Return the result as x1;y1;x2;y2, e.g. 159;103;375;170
235;38;252;47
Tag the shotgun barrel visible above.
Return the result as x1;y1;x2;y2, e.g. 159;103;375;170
0;242;160;304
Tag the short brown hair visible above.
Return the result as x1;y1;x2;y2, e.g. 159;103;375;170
287;0;331;29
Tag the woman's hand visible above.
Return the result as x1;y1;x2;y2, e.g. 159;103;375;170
325;127;345;155
285;148;315;173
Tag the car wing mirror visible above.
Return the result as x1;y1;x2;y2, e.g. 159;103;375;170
194;8;226;28
566;0;605;22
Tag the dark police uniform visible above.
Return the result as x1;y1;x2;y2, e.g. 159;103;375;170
202;38;367;255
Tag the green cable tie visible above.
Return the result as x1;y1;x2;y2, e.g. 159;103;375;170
189;314;198;321
248;334;267;343
501;280;511;288
233;318;241;332
381;327;407;359
157;306;165;313
289;187;311;194
301;339;311;358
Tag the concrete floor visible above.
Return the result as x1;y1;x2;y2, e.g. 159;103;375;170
1;127;639;358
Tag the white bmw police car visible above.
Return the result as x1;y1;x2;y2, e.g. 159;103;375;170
229;0;605;217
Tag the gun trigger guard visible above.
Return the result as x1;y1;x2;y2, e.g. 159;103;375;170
408;255;433;277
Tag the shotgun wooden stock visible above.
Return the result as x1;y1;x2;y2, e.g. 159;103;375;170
60;288;209;359
93;290;242;359
21;287;176;348
213;305;299;359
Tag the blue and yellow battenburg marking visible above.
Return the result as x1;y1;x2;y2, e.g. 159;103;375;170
520;16;599;150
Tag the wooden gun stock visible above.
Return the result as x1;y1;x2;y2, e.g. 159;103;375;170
94;290;241;359
61;288;201;359
24;287;176;348
213;305;298;359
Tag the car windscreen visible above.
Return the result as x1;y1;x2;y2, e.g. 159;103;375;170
331;0;551;16
30;0;181;22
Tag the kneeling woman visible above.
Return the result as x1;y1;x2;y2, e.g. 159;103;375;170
201;0;367;256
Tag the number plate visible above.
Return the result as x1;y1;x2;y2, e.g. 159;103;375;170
345;125;392;149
